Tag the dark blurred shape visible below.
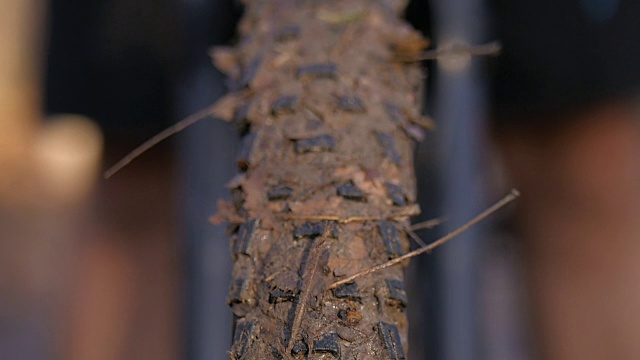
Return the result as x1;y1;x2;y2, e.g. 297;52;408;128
490;0;640;124
45;0;182;144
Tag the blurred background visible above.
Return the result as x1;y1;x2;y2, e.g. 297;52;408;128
0;0;539;359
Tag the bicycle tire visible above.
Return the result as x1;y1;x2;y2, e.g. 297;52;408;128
213;1;427;358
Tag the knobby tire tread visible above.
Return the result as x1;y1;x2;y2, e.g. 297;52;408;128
214;1;427;358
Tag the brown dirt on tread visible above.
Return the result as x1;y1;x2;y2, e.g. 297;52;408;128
213;0;427;358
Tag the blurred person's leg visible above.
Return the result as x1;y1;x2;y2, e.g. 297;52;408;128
494;99;640;359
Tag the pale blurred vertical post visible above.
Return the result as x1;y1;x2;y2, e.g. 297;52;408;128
0;0;43;194
0;1;104;358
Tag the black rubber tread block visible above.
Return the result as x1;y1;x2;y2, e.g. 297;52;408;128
385;182;407;206
312;333;340;357
291;341;309;356
232;102;252;135
270;346;284;360
377;322;406;359
336;181;367;202
232;319;255;359
384;102;426;141
237;132;258;171
230;188;246;213
271;95;298;115
294;134;336;153
378;221;403;258
268;287;298;304
296;63;337;80
337;96;366;112
227;278;244;305
227;278;251;306
293;221;339;239
376;131;402;165
385;279;408;307
235;54;262;90
267;185;293;201
234;218;260;255
331;281;362;300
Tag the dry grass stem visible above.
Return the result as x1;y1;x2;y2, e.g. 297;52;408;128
286;237;326;355
410;217;445;231
328;189;520;290
280;204;420;223
405;228;427;247
396;41;502;62
104;105;216;178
